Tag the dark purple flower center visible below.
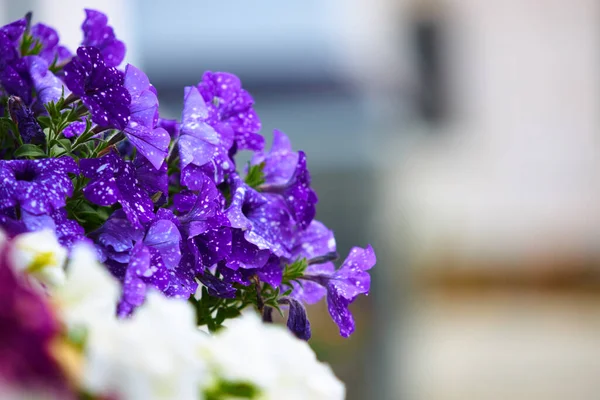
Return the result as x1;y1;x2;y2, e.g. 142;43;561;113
14;166;37;182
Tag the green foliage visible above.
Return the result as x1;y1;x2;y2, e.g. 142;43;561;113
204;380;260;400
282;258;308;286
20;33;43;57
14;143;46;158
244;161;265;189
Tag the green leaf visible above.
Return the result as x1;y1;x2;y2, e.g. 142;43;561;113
244;161;266;189
205;380;260;400
282;258;308;284
14;144;46;158
49;144;67;158
215;306;241;325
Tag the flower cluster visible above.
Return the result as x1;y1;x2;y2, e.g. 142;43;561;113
0;9;376;399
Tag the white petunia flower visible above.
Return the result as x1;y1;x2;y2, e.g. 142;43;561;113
9;229;67;287
52;241;120;328
202;311;346;400
82;292;210;400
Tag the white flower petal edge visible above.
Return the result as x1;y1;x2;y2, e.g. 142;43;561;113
52;241;120;328
8;229;67;287
82;292;210;400
203;311;346;400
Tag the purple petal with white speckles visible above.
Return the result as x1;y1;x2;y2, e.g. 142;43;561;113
198;272;237;298
80;152;154;228
133;154;168;198
291;220;336;260
326;284;355;338
279;297;311;340
252;129;298;186
0;158;78;216
81;9;125;67
197;71;263;152
143;219;181;269
282;151;318;229
63;46;130;130
120;242;151;315
26;55;70;106
331;245;376;299
31;23;71;65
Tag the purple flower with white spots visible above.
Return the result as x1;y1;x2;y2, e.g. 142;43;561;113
133;154;168;200
173;175;232;277
197;271;236;298
80;151;154;228
297;245;376;338
224;230;271;271
0;208;84;250
81;9;125;67
176;173;227;238
0;18;26;45
225;175;293;261
7;96;44;144
118;217;181;315
287;220;337;304
122;64;169;169
62;120;86;138
0;157;78;216
252;130;318;229
26;55;70;106
261;151;318;230
93;211;183;316
63;46;131;129
251;129;298;186
278;297;311;341
178;86;233;186
0;19;31;104
30;23;71;65
197;71;263;152
93;210;143;264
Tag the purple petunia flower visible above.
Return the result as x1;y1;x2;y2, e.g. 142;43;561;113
122;64;169;169
287;220;337;305
176;173;227;238
80;151;154;228
197;271;236;298
0;157;78;216
0;207;84;250
133;154;168;200
7;96;44;144
81;9;125;67
178;86;234;186
63;46;131;130
259;150;318;230
26;55;70;106
301;245;376;338
197;71;263;152
278;297;311;341
173;174;232;284
252;130;318;229
62;121;86;138
251;129;298;186
0;19;31;104
93;210;182;316
30;23;71;66
225;174;293;261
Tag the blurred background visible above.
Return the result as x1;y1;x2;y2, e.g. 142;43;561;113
3;0;600;398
